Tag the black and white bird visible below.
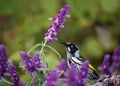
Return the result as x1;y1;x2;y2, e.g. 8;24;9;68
60;41;99;80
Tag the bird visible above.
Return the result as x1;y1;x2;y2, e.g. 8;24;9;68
60;41;99;80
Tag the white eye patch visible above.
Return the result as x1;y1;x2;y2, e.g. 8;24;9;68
67;47;71;52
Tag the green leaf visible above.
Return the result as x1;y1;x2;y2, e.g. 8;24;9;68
100;0;119;12
0;80;9;86
36;71;45;82
1;79;12;85
25;75;34;86
38;68;51;71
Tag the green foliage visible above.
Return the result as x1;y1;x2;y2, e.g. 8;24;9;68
100;0;119;12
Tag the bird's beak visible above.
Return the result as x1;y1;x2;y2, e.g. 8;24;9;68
60;41;67;46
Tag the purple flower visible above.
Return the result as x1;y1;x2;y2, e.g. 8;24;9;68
32;52;45;68
57;59;67;78
66;60;89;86
45;70;59;86
45;59;67;86
66;63;79;86
20;51;44;75
110;45;120;73
94;82;105;86
99;54;111;76
77;60;89;86
111;75;120;86
44;4;70;42
8;61;25;86
0;45;9;79
57;59;67;72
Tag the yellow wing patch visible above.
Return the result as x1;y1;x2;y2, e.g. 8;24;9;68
89;64;96;72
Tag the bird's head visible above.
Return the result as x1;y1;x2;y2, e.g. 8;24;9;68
60;41;79;55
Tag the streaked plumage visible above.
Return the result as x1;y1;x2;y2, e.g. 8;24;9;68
60;41;99;80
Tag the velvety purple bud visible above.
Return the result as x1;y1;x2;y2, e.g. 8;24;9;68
45;70;59;86
66;63;78;86
32;52;44;68
0;45;9;79
77;60;89;86
99;54;111;76
8;61;25;86
20;51;44;74
57;59;67;78
110;45;120;73
57;59;67;72
20;51;35;74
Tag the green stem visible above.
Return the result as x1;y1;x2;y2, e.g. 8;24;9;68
25;75;35;86
38;68;51;71
2;79;12;85
28;44;42;54
46;45;61;59
39;41;47;66
28;43;61;60
40;41;47;54
28;41;61;61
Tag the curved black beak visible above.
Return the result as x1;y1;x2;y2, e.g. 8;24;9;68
60;41;67;46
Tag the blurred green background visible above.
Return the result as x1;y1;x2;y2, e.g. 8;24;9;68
0;0;120;83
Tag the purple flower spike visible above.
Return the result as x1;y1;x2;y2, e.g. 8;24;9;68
8;61;25;86
20;51;35;74
77;60;89;86
66;63;78;86
57;59;67;78
66;61;89;86
20;51;44;75
99;54;111;76
44;4;70;42
32;52;44;68
45;70;59;86
57;59;67;72
110;45;120;73
0;45;9;79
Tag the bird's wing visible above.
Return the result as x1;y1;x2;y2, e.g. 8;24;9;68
88;64;97;72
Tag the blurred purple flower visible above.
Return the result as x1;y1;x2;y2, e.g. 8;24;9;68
0;45;9;79
57;59;67;78
57;59;67;72
110;45;120;73
95;82;105;86
66;63;77;86
20;51;44;75
32;52;45;68
66;60;89;86
99;54;111;76
8;61;25;86
44;4;70;42
45;70;59;86
111;75;120;86
77;60;89;86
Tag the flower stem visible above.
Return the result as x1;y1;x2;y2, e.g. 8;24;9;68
2;79;12;85
40;40;47;54
40;40;47;66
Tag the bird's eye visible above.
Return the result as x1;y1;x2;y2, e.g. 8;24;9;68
70;45;73;48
